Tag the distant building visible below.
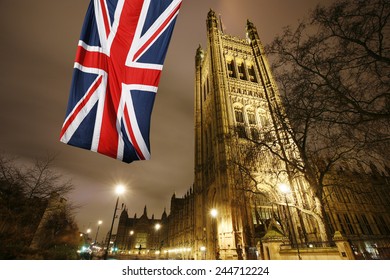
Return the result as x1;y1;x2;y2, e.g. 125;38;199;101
115;205;167;255
164;190;195;259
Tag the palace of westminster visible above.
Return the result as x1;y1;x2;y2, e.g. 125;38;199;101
114;11;390;260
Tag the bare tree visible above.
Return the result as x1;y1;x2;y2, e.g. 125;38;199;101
267;0;390;158
16;154;73;199
229;0;390;243
0;153;78;259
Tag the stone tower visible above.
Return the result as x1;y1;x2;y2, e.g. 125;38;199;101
193;10;321;260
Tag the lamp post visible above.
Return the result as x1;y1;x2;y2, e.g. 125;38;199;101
155;223;161;258
128;230;134;253
85;228;92;244
104;185;125;260
279;183;301;260
94;220;102;244
210;208;219;260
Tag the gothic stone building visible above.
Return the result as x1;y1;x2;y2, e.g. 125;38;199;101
191;10;390;260
115;206;168;255
191;10;322;260
115;192;195;259
115;10;390;260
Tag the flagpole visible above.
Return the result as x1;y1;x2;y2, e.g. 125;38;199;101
104;185;125;260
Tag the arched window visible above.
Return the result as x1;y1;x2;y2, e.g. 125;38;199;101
259;113;270;128
234;107;244;123
234;105;246;138
247;111;256;125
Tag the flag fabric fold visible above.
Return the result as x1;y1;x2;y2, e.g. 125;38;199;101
60;0;182;163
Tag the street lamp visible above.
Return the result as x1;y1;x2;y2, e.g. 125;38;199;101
210;208;218;218
126;230;134;253
86;228;92;244
210;208;219;259
200;245;206;260
104;185;125;260
94;220;103;244
279;183;301;260
155;223;161;257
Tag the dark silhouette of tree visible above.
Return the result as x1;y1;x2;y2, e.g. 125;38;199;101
0;153;78;259
267;0;390;158
228;0;390;244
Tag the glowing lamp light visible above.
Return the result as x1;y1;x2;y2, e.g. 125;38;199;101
116;184;125;195
210;208;218;218
279;183;290;194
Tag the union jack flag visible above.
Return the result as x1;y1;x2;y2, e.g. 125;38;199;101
60;0;182;163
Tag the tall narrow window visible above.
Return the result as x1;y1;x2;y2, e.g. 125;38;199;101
375;215;390;235
336;214;346;234
238;62;247;80
259;114;270;128
344;214;355;234
248;65;257;82
247;111;256;125
359;214;374;235
227;60;236;78
234;108;244;123
325;212;335;234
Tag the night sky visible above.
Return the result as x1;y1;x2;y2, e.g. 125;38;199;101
0;0;336;238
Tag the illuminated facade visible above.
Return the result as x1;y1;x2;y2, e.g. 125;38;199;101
115;11;390;260
192;10;324;260
322;165;390;259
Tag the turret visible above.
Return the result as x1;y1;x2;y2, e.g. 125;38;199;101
246;20;260;42
195;45;204;67
161;207;168;220
207;9;219;31
141;205;148;219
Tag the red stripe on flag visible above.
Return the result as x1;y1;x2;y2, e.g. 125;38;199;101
100;0;111;38
123;104;145;160
96;0;144;160
124;67;161;87
60;76;103;139
75;45;109;72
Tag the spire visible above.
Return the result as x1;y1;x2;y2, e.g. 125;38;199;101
161;207;167;220
219;14;225;33
207;9;219;31
246;19;260;42
196;44;204;65
141;205;148;219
